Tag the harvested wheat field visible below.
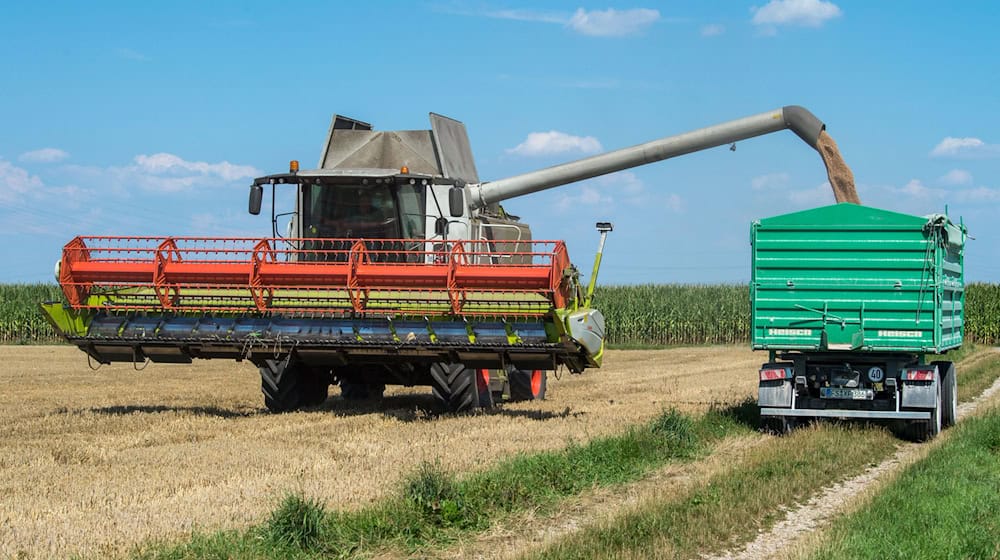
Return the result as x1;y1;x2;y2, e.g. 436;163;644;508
0;345;759;559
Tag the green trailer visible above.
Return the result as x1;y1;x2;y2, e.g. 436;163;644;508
751;203;967;439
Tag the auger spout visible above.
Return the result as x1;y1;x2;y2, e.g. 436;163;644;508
468;105;825;209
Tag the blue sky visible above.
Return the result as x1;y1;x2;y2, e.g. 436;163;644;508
2;0;998;284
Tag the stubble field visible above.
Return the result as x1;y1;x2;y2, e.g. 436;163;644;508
0;345;760;559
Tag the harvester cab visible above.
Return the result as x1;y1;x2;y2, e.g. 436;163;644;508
248;112;529;257
43;105;832;413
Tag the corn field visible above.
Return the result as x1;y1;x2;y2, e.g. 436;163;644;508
0;284;65;344
1;283;998;346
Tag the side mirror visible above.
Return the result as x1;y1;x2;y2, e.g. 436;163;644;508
448;186;464;217
249;184;263;215
435;216;448;236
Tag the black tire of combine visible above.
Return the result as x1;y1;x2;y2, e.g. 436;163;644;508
509;368;547;402
260;360;330;412
430;363;481;412
260;358;303;413
340;381;386;401
300;368;331;407
933;361;958;428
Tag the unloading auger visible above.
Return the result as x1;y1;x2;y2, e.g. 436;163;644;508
42;106;828;412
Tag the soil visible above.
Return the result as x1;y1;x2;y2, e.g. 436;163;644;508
0;345;760;559
816;131;861;204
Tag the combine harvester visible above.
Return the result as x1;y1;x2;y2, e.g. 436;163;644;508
45;106;835;413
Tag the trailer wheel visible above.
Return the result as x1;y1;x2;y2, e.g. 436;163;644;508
260;358;303;413
910;379;942;441
764;416;796;435
933;361;957;428
509;368;547;402
430;363;481;412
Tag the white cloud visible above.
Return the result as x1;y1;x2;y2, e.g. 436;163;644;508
752;0;842;28
595;171;643;193
19;148;69;163
930;137;1000;159
116;48;149;61
664;193;684;212
483;8;565;24
896;179;936;198
472;6;659;37
133;153;260;183
939;169;973;186
560;78;621;89
751;172;791;190
507;131;603;157
567;8;660;37
555;185;611;213
0;160;44;202
700;23;725;37
787;182;836;206
955;187;1000;203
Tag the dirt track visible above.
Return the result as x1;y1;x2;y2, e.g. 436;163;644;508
0;345;760;559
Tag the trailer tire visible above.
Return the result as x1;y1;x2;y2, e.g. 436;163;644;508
260;358;303;413
430;363;480;412
509;368;547;402
764;416;796;435
933;361;957;428
910;378;943;441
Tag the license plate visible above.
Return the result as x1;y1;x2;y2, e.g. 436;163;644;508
820;387;874;400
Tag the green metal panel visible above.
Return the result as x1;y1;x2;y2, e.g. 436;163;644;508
751;204;965;353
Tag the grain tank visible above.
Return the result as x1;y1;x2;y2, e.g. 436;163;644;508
752;203;966;439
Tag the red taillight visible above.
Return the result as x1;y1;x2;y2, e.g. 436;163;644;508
903;368;935;381
759;368;789;381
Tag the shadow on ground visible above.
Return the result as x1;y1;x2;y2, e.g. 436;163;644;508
86;404;259;419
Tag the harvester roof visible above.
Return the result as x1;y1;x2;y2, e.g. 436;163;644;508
251;168;436;186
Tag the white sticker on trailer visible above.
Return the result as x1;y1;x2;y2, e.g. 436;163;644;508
878;330;922;338
768;328;813;336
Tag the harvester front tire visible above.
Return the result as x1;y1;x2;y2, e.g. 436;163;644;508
430;363;480;412
260;358;303;413
300;368;331;407
933;361;957;428
509;368;547;402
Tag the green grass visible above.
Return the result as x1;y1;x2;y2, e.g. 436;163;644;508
133;405;754;560
957;351;1000;402
524;424;900;560
807;408;1000;560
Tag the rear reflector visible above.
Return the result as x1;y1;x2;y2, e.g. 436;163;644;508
902;368;935;381
759;368;791;381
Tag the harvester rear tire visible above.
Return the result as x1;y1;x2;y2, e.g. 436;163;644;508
933;361;957;428
260;358;303;413
430;363;480;412
509;368;547;402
